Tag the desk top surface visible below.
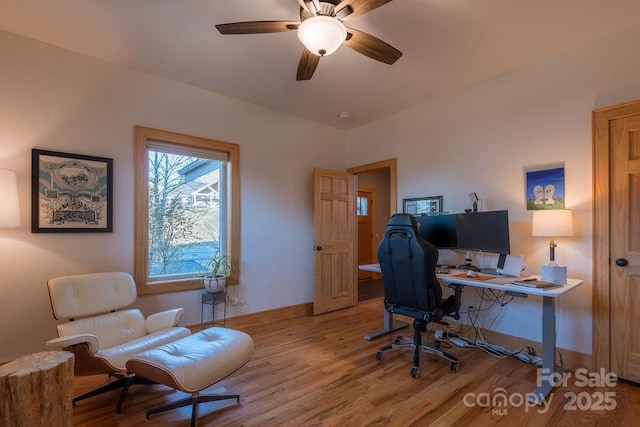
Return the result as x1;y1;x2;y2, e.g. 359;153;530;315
358;263;583;297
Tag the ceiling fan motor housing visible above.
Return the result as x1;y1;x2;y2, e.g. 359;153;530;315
300;1;341;21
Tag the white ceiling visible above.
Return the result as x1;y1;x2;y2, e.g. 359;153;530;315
1;0;640;130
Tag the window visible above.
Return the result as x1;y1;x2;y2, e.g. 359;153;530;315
357;196;368;216
134;126;240;295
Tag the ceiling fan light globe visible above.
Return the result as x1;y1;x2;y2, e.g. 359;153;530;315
297;16;346;56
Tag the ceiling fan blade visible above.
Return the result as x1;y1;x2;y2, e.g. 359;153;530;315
296;0;308;12
344;28;402;65
335;0;393;21
297;49;321;81
335;5;354;20
216;21;299;35
297;0;321;15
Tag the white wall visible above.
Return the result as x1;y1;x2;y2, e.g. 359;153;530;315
346;24;640;355
0;30;346;361
4;22;640;362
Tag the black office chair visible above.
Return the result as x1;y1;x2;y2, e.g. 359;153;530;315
375;214;462;378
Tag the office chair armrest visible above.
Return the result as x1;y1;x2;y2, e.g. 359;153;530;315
145;308;185;333
46;333;99;353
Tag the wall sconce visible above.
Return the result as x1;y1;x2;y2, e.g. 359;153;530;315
0;169;21;228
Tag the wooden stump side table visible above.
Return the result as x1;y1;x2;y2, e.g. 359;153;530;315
0;350;74;427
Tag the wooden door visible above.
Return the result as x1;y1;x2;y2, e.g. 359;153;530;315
357;188;375;280
312;168;356;315
610;115;640;382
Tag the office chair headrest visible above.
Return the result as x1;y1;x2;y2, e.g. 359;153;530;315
386;213;418;230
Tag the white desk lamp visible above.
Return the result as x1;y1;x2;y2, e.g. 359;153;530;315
0;169;21;228
532;209;573;283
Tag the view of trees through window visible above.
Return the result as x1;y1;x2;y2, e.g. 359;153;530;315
147;149;222;278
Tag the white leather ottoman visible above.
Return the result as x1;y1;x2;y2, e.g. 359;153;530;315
126;328;254;426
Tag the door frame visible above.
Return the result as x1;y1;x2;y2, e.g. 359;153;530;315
592;99;640;371
347;158;397;303
347;158;397;221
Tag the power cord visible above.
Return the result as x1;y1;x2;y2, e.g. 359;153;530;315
438;288;550;368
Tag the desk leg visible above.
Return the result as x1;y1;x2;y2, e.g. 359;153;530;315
528;295;559;405
364;311;408;340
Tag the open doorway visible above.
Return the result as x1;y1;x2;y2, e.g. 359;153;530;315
357;187;376;281
347;159;397;302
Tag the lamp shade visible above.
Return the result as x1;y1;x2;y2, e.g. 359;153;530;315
532;209;573;237
0;169;21;228
297;16;346;56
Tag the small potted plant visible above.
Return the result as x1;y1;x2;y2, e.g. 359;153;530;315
203;253;232;293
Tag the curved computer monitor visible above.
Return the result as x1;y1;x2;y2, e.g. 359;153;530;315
455;210;510;254
415;214;458;249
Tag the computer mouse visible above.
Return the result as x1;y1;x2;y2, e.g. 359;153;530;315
466;270;478;278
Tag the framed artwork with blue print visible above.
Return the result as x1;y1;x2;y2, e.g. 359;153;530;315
525;165;565;210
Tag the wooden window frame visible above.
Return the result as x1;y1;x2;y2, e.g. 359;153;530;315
134;126;240;295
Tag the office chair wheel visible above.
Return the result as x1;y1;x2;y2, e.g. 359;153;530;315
410;367;419;378
376;352;384;361
450;362;458;372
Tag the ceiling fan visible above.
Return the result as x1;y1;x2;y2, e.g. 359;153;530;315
215;0;402;81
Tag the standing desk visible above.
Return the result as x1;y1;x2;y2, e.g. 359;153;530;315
358;263;584;404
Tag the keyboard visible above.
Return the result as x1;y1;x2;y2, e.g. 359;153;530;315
436;268;451;274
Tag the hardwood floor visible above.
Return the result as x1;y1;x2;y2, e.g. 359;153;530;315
72;298;640;426
358;278;384;302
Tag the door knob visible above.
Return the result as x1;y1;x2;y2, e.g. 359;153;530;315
615;258;628;267
313;245;322;251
